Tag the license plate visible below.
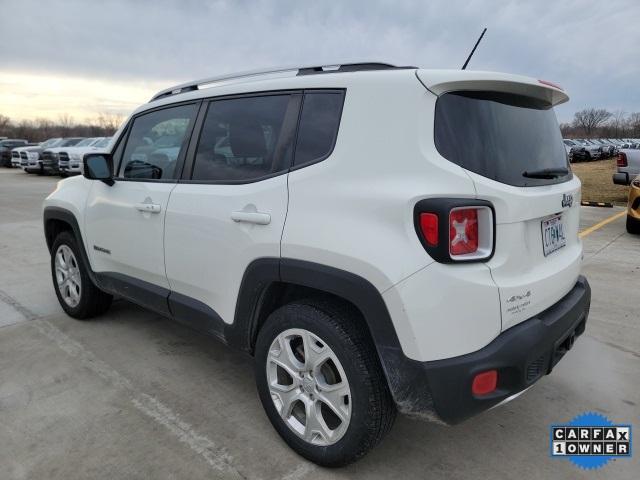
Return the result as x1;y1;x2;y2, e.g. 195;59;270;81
541;215;567;257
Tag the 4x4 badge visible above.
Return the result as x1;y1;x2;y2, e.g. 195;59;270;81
562;193;574;208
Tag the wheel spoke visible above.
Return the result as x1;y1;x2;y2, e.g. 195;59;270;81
302;331;330;371
269;339;303;377
316;382;350;422
271;383;301;417
304;399;331;443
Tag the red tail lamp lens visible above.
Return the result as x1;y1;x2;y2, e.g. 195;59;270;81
617;152;628;167
419;213;439;247
472;370;498;396
449;208;479;255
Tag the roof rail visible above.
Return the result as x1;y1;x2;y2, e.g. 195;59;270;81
149;62;416;102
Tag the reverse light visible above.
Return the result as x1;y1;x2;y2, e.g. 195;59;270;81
472;370;498;396
449;208;479;255
617;152;628;167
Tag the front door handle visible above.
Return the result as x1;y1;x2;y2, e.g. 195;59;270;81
231;211;271;225
135;202;161;214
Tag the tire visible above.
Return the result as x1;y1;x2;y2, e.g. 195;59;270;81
626;216;640;235
51;231;113;319
255;299;396;467
584;152;591;162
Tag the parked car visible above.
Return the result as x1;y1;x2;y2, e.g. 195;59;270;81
593;139;614;157
43;63;590;466
0;139;29;167
22;138;64;173
41;137;85;175
571;139;601;160
626;176;640;234
59;137;111;176
563;139;588;162
613;148;640;185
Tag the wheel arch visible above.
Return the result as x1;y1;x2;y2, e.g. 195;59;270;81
229;258;436;417
43;207;97;285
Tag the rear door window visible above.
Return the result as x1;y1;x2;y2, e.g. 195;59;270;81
191;94;293;182
435;91;570;187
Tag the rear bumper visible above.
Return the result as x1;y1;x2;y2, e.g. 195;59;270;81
389;276;590;424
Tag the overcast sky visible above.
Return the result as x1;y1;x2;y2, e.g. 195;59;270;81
1;0;639;123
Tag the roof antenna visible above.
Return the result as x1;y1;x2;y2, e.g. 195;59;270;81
461;28;487;70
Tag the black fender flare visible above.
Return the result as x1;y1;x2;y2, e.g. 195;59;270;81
230;258;436;418
43;206;99;286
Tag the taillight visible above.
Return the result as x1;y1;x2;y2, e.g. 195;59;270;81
419;213;439;247
618;152;628;167
414;200;494;263
449;208;478;255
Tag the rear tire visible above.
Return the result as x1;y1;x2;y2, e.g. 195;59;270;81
626;216;640;235
254;299;396;467
51;231;113;319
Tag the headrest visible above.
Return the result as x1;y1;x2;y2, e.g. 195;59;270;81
228;117;267;158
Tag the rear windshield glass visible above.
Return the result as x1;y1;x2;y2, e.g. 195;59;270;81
434;91;570;187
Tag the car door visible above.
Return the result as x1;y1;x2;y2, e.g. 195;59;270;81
164;92;300;334
85;102;199;314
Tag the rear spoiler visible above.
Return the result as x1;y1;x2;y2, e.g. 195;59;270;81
416;70;569;106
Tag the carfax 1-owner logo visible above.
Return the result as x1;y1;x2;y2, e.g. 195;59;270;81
550;412;633;470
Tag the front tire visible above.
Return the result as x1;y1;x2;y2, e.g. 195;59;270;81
51;231;113;319
255;300;396;467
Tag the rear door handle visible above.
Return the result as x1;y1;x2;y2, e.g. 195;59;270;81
231;211;271;225
135;202;161;214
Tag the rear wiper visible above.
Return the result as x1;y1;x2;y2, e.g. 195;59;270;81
522;167;569;179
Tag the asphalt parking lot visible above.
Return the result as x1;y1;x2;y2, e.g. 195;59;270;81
0;168;638;480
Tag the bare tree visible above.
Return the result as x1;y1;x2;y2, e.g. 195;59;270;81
628;112;640;138
572;108;612;137
97;112;124;132
0;114;10;132
608;110;627;138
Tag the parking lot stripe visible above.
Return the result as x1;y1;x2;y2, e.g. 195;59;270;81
579;211;626;238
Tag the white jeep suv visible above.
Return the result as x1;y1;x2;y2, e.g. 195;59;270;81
43;62;591;466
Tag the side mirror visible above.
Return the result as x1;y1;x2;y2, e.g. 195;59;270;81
83;153;114;186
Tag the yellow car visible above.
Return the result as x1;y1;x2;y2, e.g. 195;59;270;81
627;176;640;234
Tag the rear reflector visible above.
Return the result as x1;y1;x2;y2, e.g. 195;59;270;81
472;370;498;396
449;208;479;255
419;213;439;247
618;152;628;167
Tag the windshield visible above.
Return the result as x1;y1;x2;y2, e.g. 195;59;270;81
94;137;110;148
75;138;96;147
434;91;570;187
41;138;62;148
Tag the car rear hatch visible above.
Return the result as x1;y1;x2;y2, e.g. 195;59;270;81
418;70;582;332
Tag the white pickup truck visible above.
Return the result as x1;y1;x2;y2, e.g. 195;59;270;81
613;148;640;185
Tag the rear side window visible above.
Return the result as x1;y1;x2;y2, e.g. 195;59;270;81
119;103;197;180
293;91;344;167
435;91;570;187
192;95;292;182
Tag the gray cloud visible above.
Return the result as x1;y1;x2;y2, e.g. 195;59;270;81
1;0;639;121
